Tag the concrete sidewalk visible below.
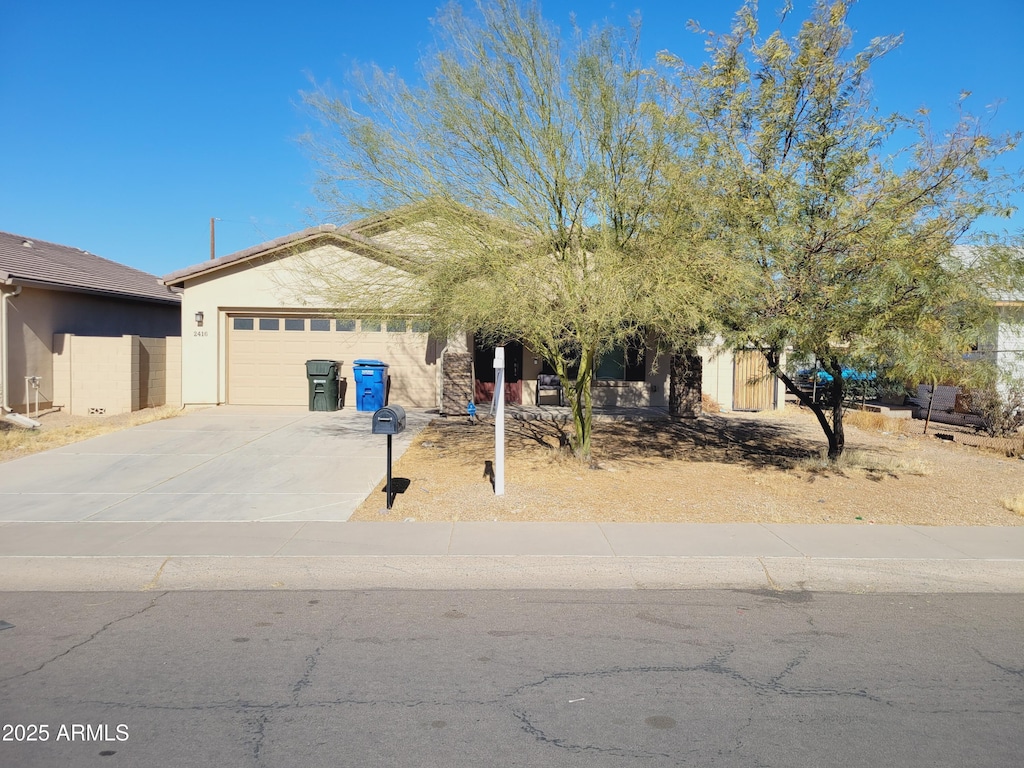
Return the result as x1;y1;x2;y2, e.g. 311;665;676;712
2;521;1022;593
1;405;1022;594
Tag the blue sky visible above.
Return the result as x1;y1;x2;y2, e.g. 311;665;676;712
1;0;1021;278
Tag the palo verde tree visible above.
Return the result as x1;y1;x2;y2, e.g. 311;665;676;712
661;0;1021;460
301;0;715;459
873;251;1001;434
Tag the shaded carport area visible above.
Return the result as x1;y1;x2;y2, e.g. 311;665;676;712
0;406;432;524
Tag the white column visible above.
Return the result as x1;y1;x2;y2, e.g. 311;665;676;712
493;346;505;496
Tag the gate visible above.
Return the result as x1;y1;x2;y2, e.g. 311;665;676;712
733;350;776;411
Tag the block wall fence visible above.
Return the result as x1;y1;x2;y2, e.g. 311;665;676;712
52;334;182;416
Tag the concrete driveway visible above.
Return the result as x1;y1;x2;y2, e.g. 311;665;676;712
0;406;432;522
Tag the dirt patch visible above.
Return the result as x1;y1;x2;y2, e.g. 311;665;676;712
352;406;1024;525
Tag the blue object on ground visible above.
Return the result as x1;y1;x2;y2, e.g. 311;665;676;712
802;368;877;383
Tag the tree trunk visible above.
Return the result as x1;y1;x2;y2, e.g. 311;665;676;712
764;349;843;461
826;366;845;461
669;349;702;418
555;347;595;461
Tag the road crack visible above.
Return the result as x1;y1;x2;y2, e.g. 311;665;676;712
0;593;167;684
244;712;269;766
291;645;323;703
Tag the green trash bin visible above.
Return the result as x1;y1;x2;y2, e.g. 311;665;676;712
305;360;340;411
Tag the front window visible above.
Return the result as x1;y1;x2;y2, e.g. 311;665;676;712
540;341;646;382
596;344;645;381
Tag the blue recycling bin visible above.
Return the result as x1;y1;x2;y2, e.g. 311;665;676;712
353;359;389;412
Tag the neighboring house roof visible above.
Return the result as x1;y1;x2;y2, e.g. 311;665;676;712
0;231;180;304
161;222;423;287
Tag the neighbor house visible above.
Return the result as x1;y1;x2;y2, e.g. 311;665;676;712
0;231;181;416
954;245;1024;394
162;212;785;414
993;302;1024;386
985;297;1024;391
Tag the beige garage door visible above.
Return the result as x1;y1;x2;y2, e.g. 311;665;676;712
227;315;437;407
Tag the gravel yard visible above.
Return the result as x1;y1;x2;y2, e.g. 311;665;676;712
352;406;1024;525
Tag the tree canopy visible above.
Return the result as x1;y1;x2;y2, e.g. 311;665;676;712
660;0;1022;459
302;0;719;458
302;0;1023;463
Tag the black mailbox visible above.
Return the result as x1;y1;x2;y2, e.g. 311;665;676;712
371;405;407;435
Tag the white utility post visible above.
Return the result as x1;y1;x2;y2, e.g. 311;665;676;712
493;346;505;496
24;376;41;419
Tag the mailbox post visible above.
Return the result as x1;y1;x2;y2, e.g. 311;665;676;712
371;405;407;510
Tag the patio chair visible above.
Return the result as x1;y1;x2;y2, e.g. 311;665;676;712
536;374;564;406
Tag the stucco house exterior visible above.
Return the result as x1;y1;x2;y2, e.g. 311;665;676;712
163;214;784;413
994;303;1024;386
988;272;1024;391
0;231;181;416
952;246;1024;393
978;298;1024;394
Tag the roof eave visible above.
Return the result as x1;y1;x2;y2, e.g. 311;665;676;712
162;225;338;286
4;276;181;305
163;225;422;287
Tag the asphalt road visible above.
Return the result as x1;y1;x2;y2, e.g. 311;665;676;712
1;589;1022;768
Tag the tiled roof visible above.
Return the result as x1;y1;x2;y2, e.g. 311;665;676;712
0;231;180;304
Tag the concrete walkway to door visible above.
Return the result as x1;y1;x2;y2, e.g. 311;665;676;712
0;406;432;523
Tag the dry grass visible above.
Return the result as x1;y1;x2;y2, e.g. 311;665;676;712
798;447;932;477
354;406;1024;526
843;409;915;435
0;405;183;463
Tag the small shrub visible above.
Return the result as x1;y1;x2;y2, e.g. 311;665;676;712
1001;492;1024;516
701;394;721;413
971;385;1024;437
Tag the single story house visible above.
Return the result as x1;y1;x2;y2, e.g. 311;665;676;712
162;213;785;413
952;245;1024;389
985;297;1024;391
0;231;181;415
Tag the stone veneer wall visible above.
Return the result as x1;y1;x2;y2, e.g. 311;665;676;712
441;351;474;417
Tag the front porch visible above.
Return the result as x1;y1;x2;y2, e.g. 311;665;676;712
498;403;671;422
